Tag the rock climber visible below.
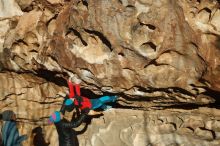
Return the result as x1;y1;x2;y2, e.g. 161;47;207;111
60;79;119;116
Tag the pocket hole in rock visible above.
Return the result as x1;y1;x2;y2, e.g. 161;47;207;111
140;42;157;52
140;22;156;30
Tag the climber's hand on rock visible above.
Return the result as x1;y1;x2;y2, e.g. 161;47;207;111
88;110;102;116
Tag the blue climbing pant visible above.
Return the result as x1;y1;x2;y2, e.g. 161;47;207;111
2;121;27;146
91;95;118;110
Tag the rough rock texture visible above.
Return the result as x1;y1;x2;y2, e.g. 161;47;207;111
77;109;220;146
0;72;65;123
0;0;219;98
0;0;219;146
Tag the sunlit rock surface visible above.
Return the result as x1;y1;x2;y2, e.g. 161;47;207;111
78;109;220;146
0;0;220;146
0;0;23;18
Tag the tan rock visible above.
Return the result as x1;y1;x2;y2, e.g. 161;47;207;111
16;0;32;10
205;120;220;132
0;0;219;100
0;72;66;122
157;123;176;134
0;0;23;18
0;19;10;51
178;127;194;135
47;0;63;4
181;118;204;130
194;127;214;140
0;0;219;146
211;9;220;32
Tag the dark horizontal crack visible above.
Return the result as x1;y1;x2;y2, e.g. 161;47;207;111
34;69;68;87
142;42;157;50
135;86;195;97
144;59;172;68
0;93;25;101
20;98;61;105
202;87;220;108
160;49;185;56
140;22;156;30
15;39;28;46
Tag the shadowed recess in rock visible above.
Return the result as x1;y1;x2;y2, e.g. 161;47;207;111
140;42;157;52
151;88;220;110
136;86;195;96
81;0;88;8
35;69;68;86
140;22;156;30
202;88;220;108
80;88;100;99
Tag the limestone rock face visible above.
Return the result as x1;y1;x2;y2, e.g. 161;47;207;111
0;0;220;146
0;0;219;99
0;72;66;123
77;109;220;146
0;0;23;18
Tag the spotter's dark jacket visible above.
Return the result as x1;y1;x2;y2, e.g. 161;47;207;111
54;113;87;146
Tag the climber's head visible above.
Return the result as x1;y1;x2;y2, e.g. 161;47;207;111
64;98;75;112
48;111;62;124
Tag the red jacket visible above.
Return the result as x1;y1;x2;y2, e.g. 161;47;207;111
68;80;92;110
